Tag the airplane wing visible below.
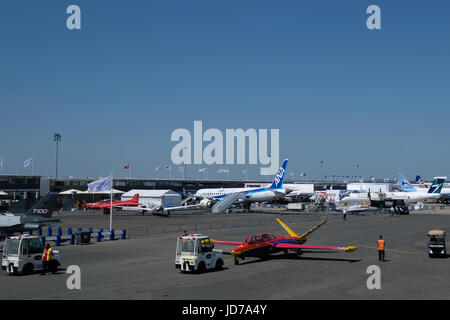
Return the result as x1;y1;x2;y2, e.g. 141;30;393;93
163;205;203;212
139;204;202;212
23;219;61;229
210;240;243;245
274;243;357;252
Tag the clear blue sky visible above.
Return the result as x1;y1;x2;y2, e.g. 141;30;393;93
1;1;449;181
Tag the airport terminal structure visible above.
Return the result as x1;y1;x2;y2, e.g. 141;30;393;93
0;175;397;200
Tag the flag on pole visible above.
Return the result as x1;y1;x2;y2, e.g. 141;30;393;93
24;158;33;168
87;176;112;193
124;165;130;169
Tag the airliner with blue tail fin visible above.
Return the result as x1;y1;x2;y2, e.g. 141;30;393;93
398;172;417;192
195;159;291;207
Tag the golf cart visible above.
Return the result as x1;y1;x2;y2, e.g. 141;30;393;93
427;230;446;258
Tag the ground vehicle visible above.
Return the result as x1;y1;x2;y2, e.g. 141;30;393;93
1;235;61;275
175;234;224;273
427;230;446;258
371;200;409;215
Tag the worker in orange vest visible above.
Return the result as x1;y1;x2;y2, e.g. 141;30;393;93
378;235;385;262
41;243;54;275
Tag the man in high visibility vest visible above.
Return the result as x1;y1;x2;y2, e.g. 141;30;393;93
378;235;385;262
41;244;54;275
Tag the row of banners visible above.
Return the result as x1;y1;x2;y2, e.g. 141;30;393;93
0;157;34;168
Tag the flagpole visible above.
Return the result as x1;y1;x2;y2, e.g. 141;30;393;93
32;158;34;176
110;172;113;231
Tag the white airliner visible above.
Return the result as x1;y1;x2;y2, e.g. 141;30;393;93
341;177;446;203
195;159;290;208
398;173;450;198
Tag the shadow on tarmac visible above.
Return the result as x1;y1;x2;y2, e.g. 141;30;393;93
237;253;361;265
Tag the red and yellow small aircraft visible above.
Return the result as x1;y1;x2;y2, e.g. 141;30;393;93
212;218;356;265
82;194;141;213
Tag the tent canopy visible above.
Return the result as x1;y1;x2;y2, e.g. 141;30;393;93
122;189;177;198
87;189;125;194
60;189;125;195
59;189;85;195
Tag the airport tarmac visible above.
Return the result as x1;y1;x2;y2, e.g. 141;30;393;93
2;209;450;300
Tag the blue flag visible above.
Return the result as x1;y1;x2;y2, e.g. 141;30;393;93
88;176;112;193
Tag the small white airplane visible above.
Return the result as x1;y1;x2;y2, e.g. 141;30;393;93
331;202;379;213
341;177;446;203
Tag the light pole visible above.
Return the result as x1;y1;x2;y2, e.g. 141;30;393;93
320;161;324;181
53;133;61;177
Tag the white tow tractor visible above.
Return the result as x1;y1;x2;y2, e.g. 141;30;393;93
1;235;62;275
175;234;224;273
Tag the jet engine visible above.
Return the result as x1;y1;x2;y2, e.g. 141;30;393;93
199;199;214;208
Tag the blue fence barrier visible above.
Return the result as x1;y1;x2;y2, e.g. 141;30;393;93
32;227;127;247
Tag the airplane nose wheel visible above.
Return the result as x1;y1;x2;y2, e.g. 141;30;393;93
234;256;240;265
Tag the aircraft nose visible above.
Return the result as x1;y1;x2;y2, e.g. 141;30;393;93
232;246;242;255
284;188;292;194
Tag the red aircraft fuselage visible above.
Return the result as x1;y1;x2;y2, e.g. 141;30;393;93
83;194;141;210
212;218;356;265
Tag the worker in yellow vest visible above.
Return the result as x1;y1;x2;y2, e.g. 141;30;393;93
378;235;385;262
41;244;54;275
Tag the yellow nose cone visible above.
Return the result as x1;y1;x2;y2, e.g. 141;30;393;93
344;246;357;252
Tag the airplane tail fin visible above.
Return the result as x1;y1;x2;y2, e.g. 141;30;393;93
297;220;328;240
269;159;288;189
24;192;59;218
131;193;139;202
276;218;299;238
398;172;416;192
427;177;446;194
415;175;423;185
276;218;328;240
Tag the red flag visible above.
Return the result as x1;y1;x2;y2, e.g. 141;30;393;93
124;165;130;169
